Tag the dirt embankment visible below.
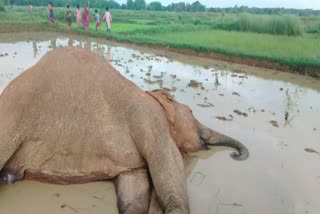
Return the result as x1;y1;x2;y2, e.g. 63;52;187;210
150;46;308;76
132;44;319;78
1;23;319;78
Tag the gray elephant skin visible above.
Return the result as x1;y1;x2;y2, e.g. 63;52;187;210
0;47;249;214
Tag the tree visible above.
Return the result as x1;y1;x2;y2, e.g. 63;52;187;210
126;0;134;10
147;1;162;11
173;2;186;12
0;0;5;11
134;0;146;10
239;5;248;13
106;0;120;9
189;1;205;12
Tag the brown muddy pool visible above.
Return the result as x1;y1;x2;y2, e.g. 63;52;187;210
0;32;320;214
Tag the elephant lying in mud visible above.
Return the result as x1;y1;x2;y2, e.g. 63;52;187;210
0;47;248;213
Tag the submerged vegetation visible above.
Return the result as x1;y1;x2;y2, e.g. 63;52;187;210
0;6;320;76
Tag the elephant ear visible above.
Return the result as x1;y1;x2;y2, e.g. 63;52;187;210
146;89;176;126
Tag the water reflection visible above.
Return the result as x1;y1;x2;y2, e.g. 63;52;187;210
96;44;103;57
32;41;38;58
0;35;319;214
214;73;221;89
50;38;56;49
68;38;73;47
84;42;91;51
107;46;112;62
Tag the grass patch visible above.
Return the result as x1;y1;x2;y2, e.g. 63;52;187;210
137;30;319;59
0;7;320;76
112;29;320;71
235;13;303;36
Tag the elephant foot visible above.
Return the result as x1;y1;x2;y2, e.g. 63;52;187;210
1;172;24;184
115;168;151;214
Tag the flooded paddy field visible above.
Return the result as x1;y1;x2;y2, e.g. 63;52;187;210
0;32;319;214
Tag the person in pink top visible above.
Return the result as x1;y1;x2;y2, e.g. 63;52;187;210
75;4;81;27
83;5;90;30
102;7;112;32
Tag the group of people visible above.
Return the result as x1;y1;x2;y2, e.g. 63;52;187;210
46;2;112;32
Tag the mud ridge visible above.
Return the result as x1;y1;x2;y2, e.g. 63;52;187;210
1;24;319;78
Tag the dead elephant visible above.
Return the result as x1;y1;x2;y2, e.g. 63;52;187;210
0;47;248;213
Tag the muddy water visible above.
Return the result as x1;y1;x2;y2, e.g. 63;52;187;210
0;32;320;214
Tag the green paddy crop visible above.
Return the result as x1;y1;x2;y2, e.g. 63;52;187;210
1;6;320;76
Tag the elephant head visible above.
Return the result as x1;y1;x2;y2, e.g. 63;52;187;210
147;89;249;160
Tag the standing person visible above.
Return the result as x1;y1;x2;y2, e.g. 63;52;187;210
102;7;112;32
75;5;81;27
83;6;90;30
66;5;72;27
95;9;101;31
48;2;55;23
28;2;34;18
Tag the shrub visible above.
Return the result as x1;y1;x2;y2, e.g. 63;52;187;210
192;19;201;25
235;13;303;36
0;0;5;12
305;20;320;33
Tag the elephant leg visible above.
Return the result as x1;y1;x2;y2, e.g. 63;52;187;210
129;114;189;213
0;119;23;172
115;168;151;214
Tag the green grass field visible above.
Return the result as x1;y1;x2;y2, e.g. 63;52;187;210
0;6;320;76
132;30;320;65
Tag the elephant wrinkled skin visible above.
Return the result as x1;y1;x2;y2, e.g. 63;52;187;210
0;47;248;213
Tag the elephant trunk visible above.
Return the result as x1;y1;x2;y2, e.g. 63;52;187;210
197;122;249;161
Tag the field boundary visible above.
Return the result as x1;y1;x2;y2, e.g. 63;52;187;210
0;22;319;78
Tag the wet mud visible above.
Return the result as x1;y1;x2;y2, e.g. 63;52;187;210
0;32;320;214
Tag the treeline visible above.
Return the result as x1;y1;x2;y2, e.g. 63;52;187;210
0;0;5;11
4;0;206;11
6;0;121;8
209;6;320;16
5;0;320;16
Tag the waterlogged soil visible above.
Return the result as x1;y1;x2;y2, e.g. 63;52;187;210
0;32;320;214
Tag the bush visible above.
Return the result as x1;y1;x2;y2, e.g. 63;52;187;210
0;0;5;12
235;13;303;36
192;19;201;25
305;20;320;33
